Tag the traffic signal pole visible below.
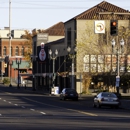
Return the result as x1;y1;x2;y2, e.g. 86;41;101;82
110;20;118;36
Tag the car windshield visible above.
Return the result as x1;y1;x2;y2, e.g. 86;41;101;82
66;89;76;93
102;93;117;98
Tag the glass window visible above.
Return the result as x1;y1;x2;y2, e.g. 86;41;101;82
3;46;7;56
15;46;19;56
67;28;71;47
21;46;24;56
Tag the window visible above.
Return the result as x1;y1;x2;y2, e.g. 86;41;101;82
15;46;19;56
67;28;71;47
3;46;7;56
21;46;24;56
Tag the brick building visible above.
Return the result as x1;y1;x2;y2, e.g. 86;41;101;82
0;28;32;83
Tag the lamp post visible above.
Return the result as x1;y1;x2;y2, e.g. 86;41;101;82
111;38;124;95
16;58;22;89
31;55;37;91
67;46;76;89
9;60;13;87
49;49;58;89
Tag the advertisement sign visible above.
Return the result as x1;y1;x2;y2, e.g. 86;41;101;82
39;42;46;61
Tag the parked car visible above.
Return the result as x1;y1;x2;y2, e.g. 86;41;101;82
60;88;78;101
93;92;120;108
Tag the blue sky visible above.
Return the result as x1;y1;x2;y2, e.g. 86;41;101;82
0;0;130;30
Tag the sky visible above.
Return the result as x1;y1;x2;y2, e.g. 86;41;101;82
0;0;130;30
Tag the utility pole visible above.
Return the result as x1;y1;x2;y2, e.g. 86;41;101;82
9;0;12;87
9;0;11;57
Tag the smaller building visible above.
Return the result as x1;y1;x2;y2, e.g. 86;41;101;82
0;28;32;83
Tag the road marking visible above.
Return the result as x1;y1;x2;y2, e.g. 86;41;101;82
23;97;97;117
30;109;35;111
14;104;18;106
5;92;12;94
3;100;6;102
40;112;46;115
22;106;25;108
67;109;98;117
23;97;63;108
0;114;2;116
9;102;12;104
0;98;1;99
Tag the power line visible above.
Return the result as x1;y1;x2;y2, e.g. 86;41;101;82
0;6;89;9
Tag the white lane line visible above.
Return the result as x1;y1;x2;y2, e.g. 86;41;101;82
40;112;46;115
30;109;35;111
23;97;97;116
0;114;2;116
6;92;12;94
0;98;1;100
9;102;12;104
67;109;98;117
14;104;18;106
22;106;25;108
3;100;6;102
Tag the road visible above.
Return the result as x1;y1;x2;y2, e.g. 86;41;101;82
0;86;130;130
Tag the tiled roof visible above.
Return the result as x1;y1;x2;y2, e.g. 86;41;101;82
68;1;130;21
43;22;65;36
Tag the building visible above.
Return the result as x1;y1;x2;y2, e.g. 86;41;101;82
0;28;32;84
33;1;130;93
32;22;65;91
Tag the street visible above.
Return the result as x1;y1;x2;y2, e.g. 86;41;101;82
0;86;130;130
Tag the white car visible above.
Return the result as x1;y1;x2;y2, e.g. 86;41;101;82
93;92;120;108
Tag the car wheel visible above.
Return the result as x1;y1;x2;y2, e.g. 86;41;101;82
115;105;119;109
93;103;96;108
60;96;62;100
75;98;78;101
63;97;66;101
97;102;101;108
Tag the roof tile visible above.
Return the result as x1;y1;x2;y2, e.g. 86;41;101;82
43;22;64;36
73;1;130;20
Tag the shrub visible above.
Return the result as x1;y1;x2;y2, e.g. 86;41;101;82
3;78;10;85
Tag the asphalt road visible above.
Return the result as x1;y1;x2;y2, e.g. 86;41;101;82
0;86;130;130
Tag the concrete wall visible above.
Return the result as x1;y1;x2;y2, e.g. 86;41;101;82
48;36;64;43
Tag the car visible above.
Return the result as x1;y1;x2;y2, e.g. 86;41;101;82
93;92;120;108
60;88;78;101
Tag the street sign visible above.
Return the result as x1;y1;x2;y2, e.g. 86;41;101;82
4;64;7;68
116;76;120;82
95;20;105;33
116;81;119;87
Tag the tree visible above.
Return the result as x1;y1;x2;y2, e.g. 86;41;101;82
22;29;45;67
22;30;33;62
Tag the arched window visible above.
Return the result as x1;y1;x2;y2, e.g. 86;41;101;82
15;46;19;56
21;46;24;56
3;46;7;56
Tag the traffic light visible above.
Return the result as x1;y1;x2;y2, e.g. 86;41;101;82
110;20;118;36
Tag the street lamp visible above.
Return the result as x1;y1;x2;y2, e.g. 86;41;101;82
49;49;58;89
67;46;77;89
31;55;37;91
9;60;13;87
16;58;22;89
111;38;124;95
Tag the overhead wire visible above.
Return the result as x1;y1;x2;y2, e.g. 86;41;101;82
0;0;89;9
